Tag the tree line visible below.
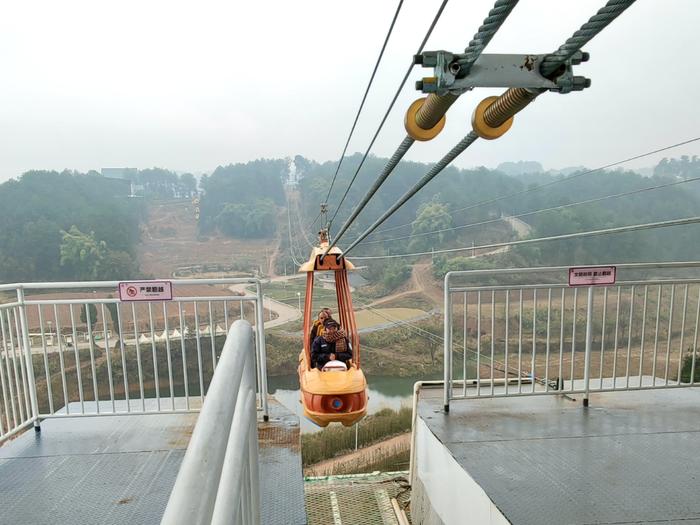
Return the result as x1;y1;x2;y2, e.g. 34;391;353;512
0;170;144;283
296;154;700;285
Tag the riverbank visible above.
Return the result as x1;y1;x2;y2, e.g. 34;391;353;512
305;432;410;476
301;406;412;475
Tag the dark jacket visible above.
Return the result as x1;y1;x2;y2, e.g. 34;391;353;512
311;335;353;369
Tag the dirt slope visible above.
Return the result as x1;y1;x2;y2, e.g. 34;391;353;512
137;200;270;277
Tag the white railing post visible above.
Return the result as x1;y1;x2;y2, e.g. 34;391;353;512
16;287;40;431
254;281;269;421
583;286;594;407
247;392;261;524
443;273;452;413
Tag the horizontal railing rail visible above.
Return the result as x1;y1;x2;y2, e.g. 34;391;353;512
0;278;269;443
443;262;700;411
161;320;260;525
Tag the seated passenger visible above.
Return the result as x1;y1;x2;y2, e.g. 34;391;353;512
310;308;338;346
311;319;352;370
309;308;330;344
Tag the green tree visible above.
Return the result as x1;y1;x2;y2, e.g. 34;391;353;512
0;170;144;283
179;173;198;197
381;261;411;291
59;226;107;280
409;200;453;252
100;250;139;280
216;199;277;238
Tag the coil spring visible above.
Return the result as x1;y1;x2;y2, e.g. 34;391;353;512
483;88;540;128
415;93;459;130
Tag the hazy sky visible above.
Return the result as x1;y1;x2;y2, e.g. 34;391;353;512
1;0;699;181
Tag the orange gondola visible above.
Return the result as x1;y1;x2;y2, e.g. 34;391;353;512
297;232;368;427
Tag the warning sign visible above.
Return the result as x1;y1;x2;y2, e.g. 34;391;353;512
118;281;173;302
568;266;616;287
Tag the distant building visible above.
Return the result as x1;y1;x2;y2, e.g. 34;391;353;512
101;167;137;179
101;167;142;196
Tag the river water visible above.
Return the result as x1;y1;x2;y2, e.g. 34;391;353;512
268;374;441;432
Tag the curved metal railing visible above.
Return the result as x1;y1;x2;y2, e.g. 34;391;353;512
161;320;261;525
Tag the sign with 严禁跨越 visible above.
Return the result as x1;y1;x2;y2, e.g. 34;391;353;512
568;266;616;287
118;281;173;301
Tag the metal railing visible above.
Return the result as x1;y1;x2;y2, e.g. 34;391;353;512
161;320;260;525
0;278;269;442
443;262;700;411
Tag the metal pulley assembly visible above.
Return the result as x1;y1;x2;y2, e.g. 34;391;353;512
404;98;447;141
410;49;591;141
415;50;591;96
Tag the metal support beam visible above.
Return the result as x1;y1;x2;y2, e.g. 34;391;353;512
416;51;590;95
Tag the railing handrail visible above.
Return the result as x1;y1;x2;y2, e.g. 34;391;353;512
0;277;269;442
445;261;700;281
0;277;260;292
161;320;261;525
443;261;700;412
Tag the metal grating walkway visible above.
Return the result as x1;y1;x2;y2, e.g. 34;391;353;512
0;397;306;525
305;472;411;525
417;386;700;525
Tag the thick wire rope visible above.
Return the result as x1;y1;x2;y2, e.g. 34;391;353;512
371;137;700;236
341;0;638;256
350;216;700;260
357;172;700;246
327;0;518;251
456;0;520;73
342;132;477;254
540;0;636;78
326;0;451;232
320;0;405;216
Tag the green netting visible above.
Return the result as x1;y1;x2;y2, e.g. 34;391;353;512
304;471;412;525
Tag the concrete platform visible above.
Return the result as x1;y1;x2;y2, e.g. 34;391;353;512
413;385;700;525
0;397;306;525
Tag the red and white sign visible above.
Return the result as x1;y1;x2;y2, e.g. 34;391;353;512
118;281;173;301
568;266;616;287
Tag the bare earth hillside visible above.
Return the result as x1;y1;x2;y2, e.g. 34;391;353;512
137;200;271;278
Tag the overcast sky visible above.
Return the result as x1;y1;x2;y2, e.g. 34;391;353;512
1;0;699;181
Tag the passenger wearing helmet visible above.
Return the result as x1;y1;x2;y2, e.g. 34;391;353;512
311;319;352;370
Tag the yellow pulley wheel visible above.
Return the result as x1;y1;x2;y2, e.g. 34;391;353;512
471;96;514;140
404;98;446;142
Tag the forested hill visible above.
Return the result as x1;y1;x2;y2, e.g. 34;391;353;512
296;154;700;266
3;154;699;284
198;160;286;238
0;171;145;283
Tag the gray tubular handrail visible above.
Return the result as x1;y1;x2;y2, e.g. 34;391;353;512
161;320;260;525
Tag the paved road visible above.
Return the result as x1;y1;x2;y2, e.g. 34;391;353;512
228;275;304;329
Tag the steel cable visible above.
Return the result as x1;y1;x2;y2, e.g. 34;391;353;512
371;137;700;236
327;0;517;253
540;0;636;78
327;0;450;231
350;216;700;260
341;0;638;256
342;132;479;255
323;0;405;208
358;163;700;246
456;0;520;73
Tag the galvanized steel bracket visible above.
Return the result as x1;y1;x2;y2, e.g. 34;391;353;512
415;51;590;96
